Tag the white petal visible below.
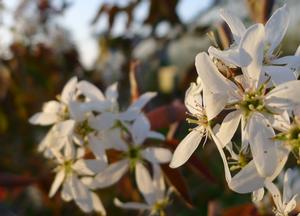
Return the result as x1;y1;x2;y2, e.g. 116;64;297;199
169;128;203;168
29;112;59;125
142;147;172;164
271;55;300;68
53;119;75;136
229;161;265;193
266;80;300;112
208;46;251;67
216;110;241;147
153;164;165;199
285;196;297;215
248;113;277;177
114;198;149;210
118;109;140;121
69;175;93;213
101;128;128;151
263;65;296;85
283;169;293;204
252;188;265;203
88;134;108;161
209;128;232;184
219;9;245;42
265;4;289;55
240;24;265;88
195;52;235;120
265;180;283;211
91;159;129;189
147;131;165;141
105;82;118;101
72;159;107;175
135;162;155;205
268;144;290;181
77;80;105;101
68;101;85;122
89;112;116;131
266;111;290;132
49;168;65;197
241;115;249;150
184;82;203;115
61;77;77;103
91;192;106;215
42;100;62;113
131;115;150;145
61;178;73;201
130;92;157;111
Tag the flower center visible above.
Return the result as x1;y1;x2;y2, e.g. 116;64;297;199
151;198;169;216
74;120;94;138
63;160;74;175
126;147;141;169
238;91;265;117
274;119;300;163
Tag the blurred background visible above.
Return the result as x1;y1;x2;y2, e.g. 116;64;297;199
0;0;299;215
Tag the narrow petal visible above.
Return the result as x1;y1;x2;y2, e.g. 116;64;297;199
114;198;149;210
91;192;106;215
42;100;62;113
89;112;116;131
72;159;107;175
61;77;77;104
184;82;203;115
61;178;73;201
271;55;300;68
208;46;251;67
54;119;75;137
91;159;129;189
130;92;157;111
49;169;65;197
265;4;289;55
240;24;265;88
265;180;283;211
252;188;265;203
219;9;246;41
169;128;203;168
142;147;172;164
77;80;105;101
195;52;235;120
69;175;93;213
216;110;241;147
263;65;296;85
248;113;277;177
147;131;165;141
88;134;108;161
229;161;265;193
131;115;150;145
29;112;59;125
135;162;155;205
105;82;118;101
266;80;300;112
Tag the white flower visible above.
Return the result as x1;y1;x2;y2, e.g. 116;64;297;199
169;79;213;168
209;4;300;85
114;164;171;215
29;77;79;126
78;81;158;130
49;148;107;214
83;114;171;190
196;52;300;178
265;169;298;216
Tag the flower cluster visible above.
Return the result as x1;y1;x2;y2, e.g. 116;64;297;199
29;77;172;215
170;4;300;215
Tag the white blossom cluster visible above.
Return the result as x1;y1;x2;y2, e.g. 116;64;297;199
29;77;172;215
170;4;300;216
